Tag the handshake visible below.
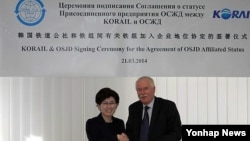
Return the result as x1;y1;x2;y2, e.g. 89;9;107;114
117;133;129;141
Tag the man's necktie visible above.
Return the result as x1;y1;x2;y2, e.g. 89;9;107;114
140;106;149;141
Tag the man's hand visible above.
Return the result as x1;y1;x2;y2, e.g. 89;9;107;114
117;133;129;141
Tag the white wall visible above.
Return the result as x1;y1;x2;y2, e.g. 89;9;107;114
0;77;249;141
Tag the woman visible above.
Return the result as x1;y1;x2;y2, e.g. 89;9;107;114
86;87;128;141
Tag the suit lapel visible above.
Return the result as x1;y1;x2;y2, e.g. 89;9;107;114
135;102;143;140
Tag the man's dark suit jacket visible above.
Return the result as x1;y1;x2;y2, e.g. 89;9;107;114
126;97;182;141
86;113;125;141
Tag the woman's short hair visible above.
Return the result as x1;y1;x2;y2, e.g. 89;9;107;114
95;87;120;105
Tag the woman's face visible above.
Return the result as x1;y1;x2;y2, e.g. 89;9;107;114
98;97;118;117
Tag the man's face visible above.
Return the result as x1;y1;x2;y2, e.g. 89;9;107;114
136;79;155;105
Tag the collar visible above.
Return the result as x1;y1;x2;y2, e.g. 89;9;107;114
143;97;155;108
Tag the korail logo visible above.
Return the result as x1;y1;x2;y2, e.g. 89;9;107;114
15;0;46;26
213;8;250;20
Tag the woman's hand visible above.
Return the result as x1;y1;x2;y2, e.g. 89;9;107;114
117;133;129;141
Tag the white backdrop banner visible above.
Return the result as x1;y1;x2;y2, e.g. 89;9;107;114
0;0;249;76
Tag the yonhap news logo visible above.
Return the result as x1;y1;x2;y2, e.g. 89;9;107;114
15;0;46;26
213;8;250;20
